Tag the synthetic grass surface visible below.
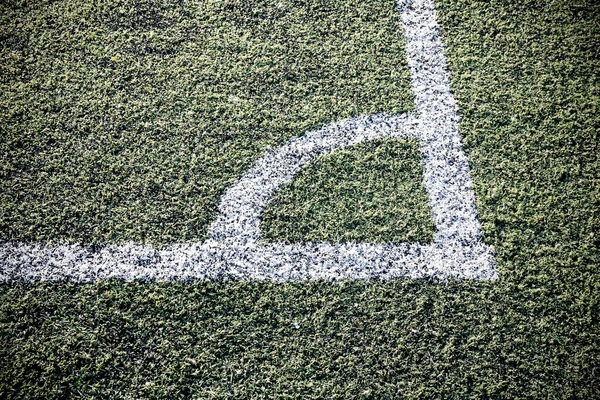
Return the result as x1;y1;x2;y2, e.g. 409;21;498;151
1;0;600;398
0;0;414;246
262;138;435;244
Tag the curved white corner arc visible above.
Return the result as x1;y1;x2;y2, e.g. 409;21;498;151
0;0;497;282
205;0;497;280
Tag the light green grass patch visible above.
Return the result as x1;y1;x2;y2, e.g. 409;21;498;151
262;138;435;244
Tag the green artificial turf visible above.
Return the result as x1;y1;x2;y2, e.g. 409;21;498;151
0;0;413;246
262;138;435;244
1;0;600;398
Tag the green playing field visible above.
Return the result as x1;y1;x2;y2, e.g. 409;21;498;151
1;0;599;398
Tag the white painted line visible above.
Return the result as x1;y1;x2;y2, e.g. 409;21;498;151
0;0;497;282
208;113;420;243
0;240;496;282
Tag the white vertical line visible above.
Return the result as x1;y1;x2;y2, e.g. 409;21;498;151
401;0;484;244
401;0;458;115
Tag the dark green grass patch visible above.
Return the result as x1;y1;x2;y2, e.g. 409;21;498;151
262;138;435;244
1;279;598;399
0;0;413;246
1;0;600;398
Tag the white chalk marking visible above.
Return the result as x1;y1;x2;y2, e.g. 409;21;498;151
0;0;497;282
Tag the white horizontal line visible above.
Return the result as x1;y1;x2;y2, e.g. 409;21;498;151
0;240;497;282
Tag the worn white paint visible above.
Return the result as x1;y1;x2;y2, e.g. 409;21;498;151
0;0;497;282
